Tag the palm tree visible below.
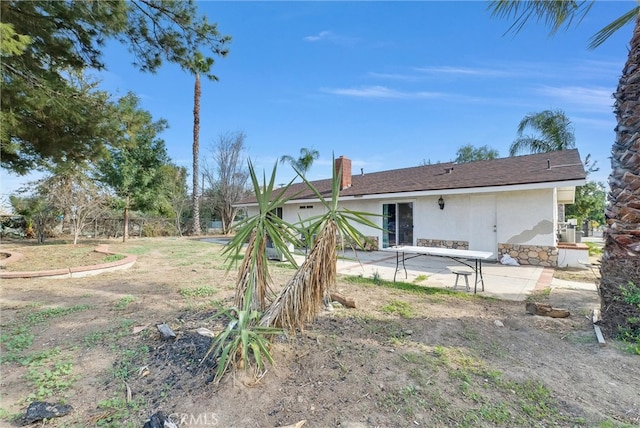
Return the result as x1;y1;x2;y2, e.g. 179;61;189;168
186;54;215;236
180;32;231;235
280;147;320;177
509;109;575;156
489;1;640;338
191;69;203;235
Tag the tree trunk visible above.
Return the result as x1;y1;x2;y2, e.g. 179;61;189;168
191;73;202;235
73;220;79;245
123;200;129;243
599;15;640;335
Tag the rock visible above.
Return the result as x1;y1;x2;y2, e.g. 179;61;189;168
494;320;504;327
156;323;176;340
24;401;73;423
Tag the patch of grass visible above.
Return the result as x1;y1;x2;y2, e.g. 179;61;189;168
24;304;92;325
344;275;464;297
381;300;414;318
179;285;218;298
483;340;508;359
1;304;92;362
617;327;640;355
103;253;126;263
526;287;551;302
271;261;298;270
19;347;76;401
413;274;429;283
95;395;145;427
111;345;149;381
117;245;152;255
85;319;136;348
459;324;478;342
506;379;559;420
462;402;511;425
371;270;383;285
615;281;640;354
0;326;35;362
114;296;136;310
26;358;75;400
566;331;597;345
585;241;603;257
0;407;20;423
429;345;583;426
619;281;640;306
379;383;427;417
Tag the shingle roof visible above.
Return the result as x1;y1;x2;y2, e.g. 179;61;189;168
239;149;586;204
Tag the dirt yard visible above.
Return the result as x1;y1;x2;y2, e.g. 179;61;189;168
0;237;638;427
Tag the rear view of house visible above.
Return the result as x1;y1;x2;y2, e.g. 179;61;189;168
238;150;587;267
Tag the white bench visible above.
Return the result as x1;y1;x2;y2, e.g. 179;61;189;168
451;270;472;292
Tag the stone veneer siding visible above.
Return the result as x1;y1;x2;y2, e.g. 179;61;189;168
346;236;379;251
498;243;558;267
417;239;469;250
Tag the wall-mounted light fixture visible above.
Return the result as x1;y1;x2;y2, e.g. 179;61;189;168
438;196;445;210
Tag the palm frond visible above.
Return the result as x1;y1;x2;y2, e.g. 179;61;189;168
589;6;640;49
488;0;594;36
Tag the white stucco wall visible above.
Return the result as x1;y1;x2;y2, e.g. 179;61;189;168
496;189;556;247
250;187;558;252
413;195;470;242
340;189;556;250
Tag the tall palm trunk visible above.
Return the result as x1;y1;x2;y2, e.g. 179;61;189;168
599;15;640;334
191;73;202;235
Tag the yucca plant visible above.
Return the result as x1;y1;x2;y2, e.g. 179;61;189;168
198;286;283;384
223;160;301;311
260;157;380;330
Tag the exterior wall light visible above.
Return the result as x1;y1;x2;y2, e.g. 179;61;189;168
438;196;445;210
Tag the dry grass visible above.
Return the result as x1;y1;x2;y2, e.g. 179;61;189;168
0;242;110;271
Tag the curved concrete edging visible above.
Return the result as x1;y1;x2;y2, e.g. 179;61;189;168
0;244;136;279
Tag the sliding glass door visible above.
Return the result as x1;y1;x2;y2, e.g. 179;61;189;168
383;202;413;247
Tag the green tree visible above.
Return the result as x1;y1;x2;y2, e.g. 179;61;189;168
280;148;320;177
158;164;190;237
565;181;606;226
489;0;640;339
1;66;118;174
566;154;604;228
96;94;171;242
509;109;576;156
1;0;229;174
454;144;500;163
9;193;59;244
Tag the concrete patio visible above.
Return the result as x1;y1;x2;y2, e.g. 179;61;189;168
302;248;598;302
202;237;599;302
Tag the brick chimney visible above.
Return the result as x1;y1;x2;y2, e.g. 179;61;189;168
334;156;352;190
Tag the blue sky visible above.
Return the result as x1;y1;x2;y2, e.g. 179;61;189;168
1;1;635;205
